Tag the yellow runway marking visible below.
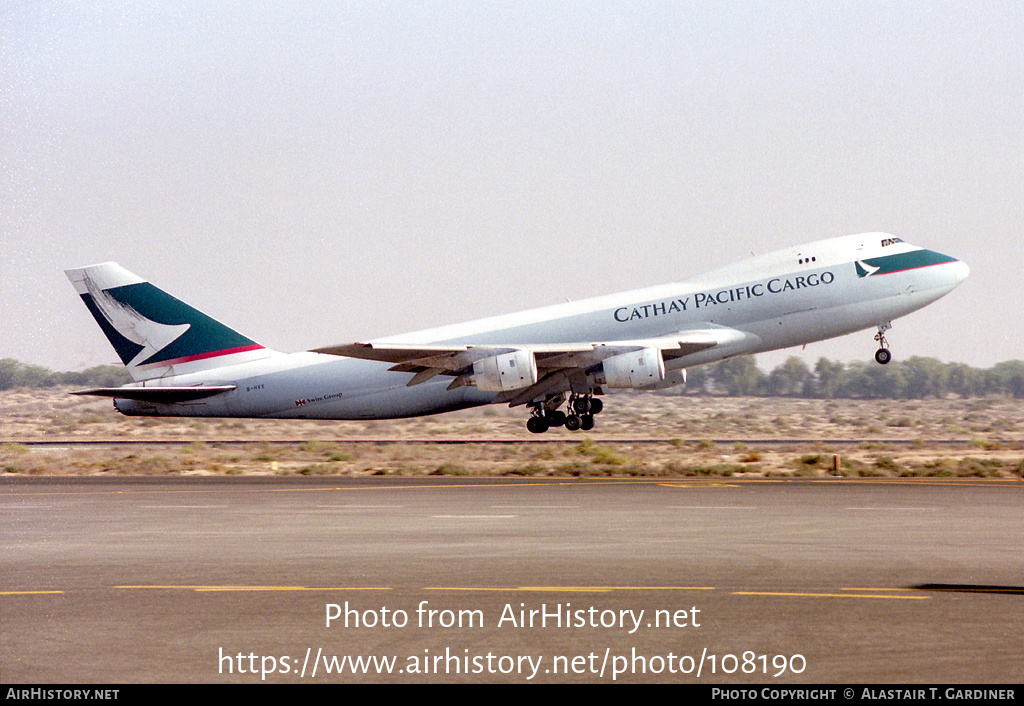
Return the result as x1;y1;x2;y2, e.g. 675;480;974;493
433;515;518;518
659;482;740;488
119;584;715;593
734;591;928;600
117;585;391;592
424;586;715;592
7;585;944;598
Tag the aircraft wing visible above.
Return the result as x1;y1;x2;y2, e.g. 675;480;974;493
313;326;755;398
314;342;528;368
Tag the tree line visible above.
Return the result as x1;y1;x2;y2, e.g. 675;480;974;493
2;355;1024;399
0;359;130;390
684;356;1024;399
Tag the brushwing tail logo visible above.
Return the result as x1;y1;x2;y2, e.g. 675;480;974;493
855;260;881;278
83;276;190;368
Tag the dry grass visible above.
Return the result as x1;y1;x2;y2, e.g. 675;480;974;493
2;388;1023;478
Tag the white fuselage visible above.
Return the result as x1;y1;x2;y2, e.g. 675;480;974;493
113;233;968;419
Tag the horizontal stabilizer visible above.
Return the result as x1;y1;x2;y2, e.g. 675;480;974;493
71;385;236;403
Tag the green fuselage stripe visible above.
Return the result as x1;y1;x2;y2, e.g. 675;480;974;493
861;250;957;276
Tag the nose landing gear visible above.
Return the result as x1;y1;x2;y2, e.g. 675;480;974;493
874;322;892;365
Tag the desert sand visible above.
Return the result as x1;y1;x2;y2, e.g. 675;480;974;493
2;388;1022;478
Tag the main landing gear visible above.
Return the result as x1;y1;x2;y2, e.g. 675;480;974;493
526;393;604;434
874;322;892;365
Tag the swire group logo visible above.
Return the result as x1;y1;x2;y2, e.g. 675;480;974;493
294;392;343;407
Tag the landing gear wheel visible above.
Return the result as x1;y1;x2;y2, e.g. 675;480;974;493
547;410;566;427
564;414;582;431
572;397;591;415
580;414;594;431
526;416;549;434
873;323;892;365
588;398;603;415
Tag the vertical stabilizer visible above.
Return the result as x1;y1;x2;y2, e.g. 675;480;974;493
65;262;274;381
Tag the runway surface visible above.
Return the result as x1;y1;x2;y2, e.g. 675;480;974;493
2;475;1022;683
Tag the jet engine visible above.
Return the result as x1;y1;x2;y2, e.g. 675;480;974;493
598;348;666;388
471;350;538;392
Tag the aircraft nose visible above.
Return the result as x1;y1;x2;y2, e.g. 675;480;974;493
950;258;970;285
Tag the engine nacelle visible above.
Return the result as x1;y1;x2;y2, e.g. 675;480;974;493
648;367;686;390
471;350;538;392
600;347;666;388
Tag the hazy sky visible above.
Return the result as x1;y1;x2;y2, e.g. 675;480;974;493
3;1;1021;373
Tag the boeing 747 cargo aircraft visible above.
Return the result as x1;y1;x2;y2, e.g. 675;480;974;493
66;233;968;432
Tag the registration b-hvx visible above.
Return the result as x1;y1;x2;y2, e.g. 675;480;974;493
66;233;968;432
